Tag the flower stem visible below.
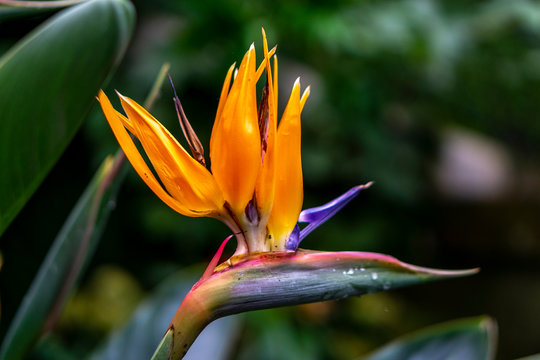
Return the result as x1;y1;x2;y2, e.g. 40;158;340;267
151;287;214;360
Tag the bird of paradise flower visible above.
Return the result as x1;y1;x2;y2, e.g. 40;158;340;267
99;29;475;359
99;29;369;258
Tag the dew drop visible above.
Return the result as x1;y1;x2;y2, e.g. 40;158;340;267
371;272;378;280
342;268;355;275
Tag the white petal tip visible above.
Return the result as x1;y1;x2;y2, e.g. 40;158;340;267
301;86;311;99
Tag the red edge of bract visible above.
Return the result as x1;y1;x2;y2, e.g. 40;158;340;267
197;235;233;285
213;250;479;278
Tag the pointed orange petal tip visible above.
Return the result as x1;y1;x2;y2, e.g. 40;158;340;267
106;90;225;217
300;86;310;111
99;90;207;217
214;62;236;126
99;91;135;133
210;40;262;215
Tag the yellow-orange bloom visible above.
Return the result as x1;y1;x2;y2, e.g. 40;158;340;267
99;30;310;254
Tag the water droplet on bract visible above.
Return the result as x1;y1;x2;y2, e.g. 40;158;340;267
342;268;355;275
371;272;378;280
359;267;366;272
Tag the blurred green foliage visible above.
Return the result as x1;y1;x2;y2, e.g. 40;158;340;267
2;0;540;359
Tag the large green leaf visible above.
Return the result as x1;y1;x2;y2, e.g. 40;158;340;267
0;61;171;360
0;0;85;23
0;0;135;236
516;355;540;360
91;270;241;360
0;6;52;23
0;154;127;360
363;316;497;360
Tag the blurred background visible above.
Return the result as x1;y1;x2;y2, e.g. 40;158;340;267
2;0;540;359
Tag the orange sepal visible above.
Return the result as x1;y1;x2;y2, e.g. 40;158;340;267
255;29;278;218
209;44;262;215
116;93;224;214
268;79;307;245
99;90;222;217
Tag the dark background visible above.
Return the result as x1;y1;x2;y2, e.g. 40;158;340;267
2;0;540;359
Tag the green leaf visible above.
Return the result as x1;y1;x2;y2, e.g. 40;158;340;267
91;270;241;360
0;1;73;23
363;316;497;360
0;6;52;23
0;0;135;236
151;330;173;360
0;154;127;360
516;355;540;360
1;61;172;360
163;250;478;359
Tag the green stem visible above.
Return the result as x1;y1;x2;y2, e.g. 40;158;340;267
166;290;213;359
144;62;170;109
151;281;221;360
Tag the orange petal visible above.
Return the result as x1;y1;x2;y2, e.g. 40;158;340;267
300;86;310;112
98;90;217;217
117;93;224;214
116;110;136;134
255;44;276;81
273;56;278;108
210;44;262;215
255;29;278;218
214;63;235;129
268;78;306;245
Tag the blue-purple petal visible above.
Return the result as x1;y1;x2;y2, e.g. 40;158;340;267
285;224;301;250
297;182;372;243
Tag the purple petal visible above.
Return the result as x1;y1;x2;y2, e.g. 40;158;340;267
298;182;373;243
285;224;301;251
